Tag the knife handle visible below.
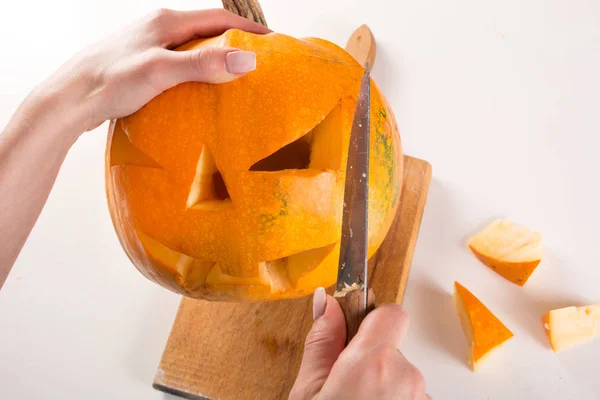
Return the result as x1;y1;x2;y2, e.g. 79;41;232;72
334;288;376;344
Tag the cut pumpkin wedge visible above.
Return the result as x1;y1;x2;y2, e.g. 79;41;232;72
468;219;543;286
453;282;514;372
137;231;214;292
542;305;600;352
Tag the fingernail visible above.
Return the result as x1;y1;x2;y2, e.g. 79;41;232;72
226;51;256;74
313;287;327;320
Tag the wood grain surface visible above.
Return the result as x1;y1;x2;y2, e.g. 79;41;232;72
153;155;432;400
345;24;376;69
333;288;376;344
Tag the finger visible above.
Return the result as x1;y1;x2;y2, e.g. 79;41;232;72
388;355;427;399
156;47;256;86
147;8;271;48
348;303;409;352
320;343;425;399
289;288;346;400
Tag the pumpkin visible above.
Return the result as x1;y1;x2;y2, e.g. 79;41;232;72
468;219;543;286
105;3;403;301
453;282;514;371
542;304;600;352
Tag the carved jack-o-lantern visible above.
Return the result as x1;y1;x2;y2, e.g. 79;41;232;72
105;29;403;301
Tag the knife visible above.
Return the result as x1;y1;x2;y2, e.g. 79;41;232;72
333;65;375;344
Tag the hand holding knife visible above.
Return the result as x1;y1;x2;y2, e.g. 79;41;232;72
292;66;429;400
291;26;430;400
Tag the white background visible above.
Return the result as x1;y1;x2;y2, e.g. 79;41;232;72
1;0;599;399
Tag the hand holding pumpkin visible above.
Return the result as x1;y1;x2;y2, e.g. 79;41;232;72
289;289;428;400
0;8;268;285
49;8;270;135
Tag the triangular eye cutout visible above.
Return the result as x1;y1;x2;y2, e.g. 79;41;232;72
249;102;343;172
109;121;162;168
187;145;232;210
249;134;311;171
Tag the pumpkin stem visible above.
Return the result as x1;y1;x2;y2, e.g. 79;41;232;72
222;0;268;27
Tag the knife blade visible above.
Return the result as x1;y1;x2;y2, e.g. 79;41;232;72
333;65;375;344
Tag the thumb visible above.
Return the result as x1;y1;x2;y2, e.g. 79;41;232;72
163;47;256;85
289;288;346;400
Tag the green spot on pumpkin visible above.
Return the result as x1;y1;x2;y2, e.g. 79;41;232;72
274;181;289;217
258;181;290;231
374;134;394;200
373;105;400;211
259;214;277;227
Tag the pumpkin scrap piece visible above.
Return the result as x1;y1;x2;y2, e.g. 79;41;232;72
468;219;543;286
453;282;514;372
542;305;600;352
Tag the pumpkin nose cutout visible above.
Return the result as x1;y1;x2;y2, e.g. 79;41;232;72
186;145;232;210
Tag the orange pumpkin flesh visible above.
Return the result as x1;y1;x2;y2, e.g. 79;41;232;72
453;282;514;371
468;219;543;286
106;30;403;301
542;305;600;352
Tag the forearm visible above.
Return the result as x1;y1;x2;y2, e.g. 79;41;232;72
0;89;83;288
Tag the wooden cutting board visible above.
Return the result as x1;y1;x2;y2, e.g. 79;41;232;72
153;155;431;400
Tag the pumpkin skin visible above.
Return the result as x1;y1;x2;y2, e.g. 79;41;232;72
105;29;403;301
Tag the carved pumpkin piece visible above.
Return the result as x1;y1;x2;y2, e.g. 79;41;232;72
106;29;403;301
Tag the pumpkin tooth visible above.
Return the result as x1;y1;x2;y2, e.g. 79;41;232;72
137;231;193;276
180;259;215;292
258;262;271;285
136;231;214;292
261;259;293;293
286;243;337;284
206;265;266;287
